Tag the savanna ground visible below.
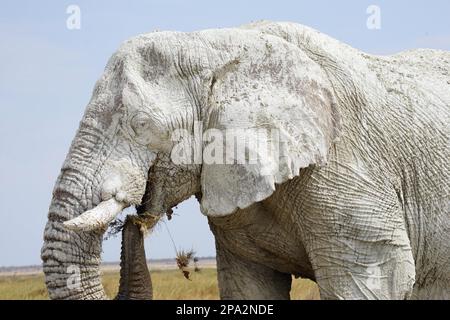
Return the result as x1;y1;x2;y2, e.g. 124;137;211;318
0;268;320;300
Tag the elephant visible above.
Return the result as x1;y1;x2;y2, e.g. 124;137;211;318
41;21;450;300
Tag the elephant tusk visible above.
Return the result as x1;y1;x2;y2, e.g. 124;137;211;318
63;198;127;232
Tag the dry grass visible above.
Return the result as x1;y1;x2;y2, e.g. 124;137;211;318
0;269;319;300
0;274;48;300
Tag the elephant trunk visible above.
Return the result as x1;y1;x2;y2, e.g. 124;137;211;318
41;124;111;299
41;109;156;299
116;216;153;300
41;170;107;299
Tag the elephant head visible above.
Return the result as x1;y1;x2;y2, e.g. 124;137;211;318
42;25;340;299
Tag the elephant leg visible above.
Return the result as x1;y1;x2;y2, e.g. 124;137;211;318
291;164;418;299
215;242;292;300
116;216;153;300
300;190;415;298
412;280;450;300
306;236;415;300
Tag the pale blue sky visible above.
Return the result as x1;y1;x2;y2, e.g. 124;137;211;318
0;0;449;266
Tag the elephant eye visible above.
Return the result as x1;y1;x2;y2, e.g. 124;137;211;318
130;113;151;136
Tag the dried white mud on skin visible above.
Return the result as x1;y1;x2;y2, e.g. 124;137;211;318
42;21;449;300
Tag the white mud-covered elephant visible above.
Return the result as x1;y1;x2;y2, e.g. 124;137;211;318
42;21;450;299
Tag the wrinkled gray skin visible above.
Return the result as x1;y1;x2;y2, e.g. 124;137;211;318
42;21;450;299
115;216;153;300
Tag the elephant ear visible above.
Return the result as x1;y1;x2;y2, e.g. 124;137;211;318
200;36;340;216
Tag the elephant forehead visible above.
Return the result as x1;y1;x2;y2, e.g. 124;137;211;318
116;31;213;72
